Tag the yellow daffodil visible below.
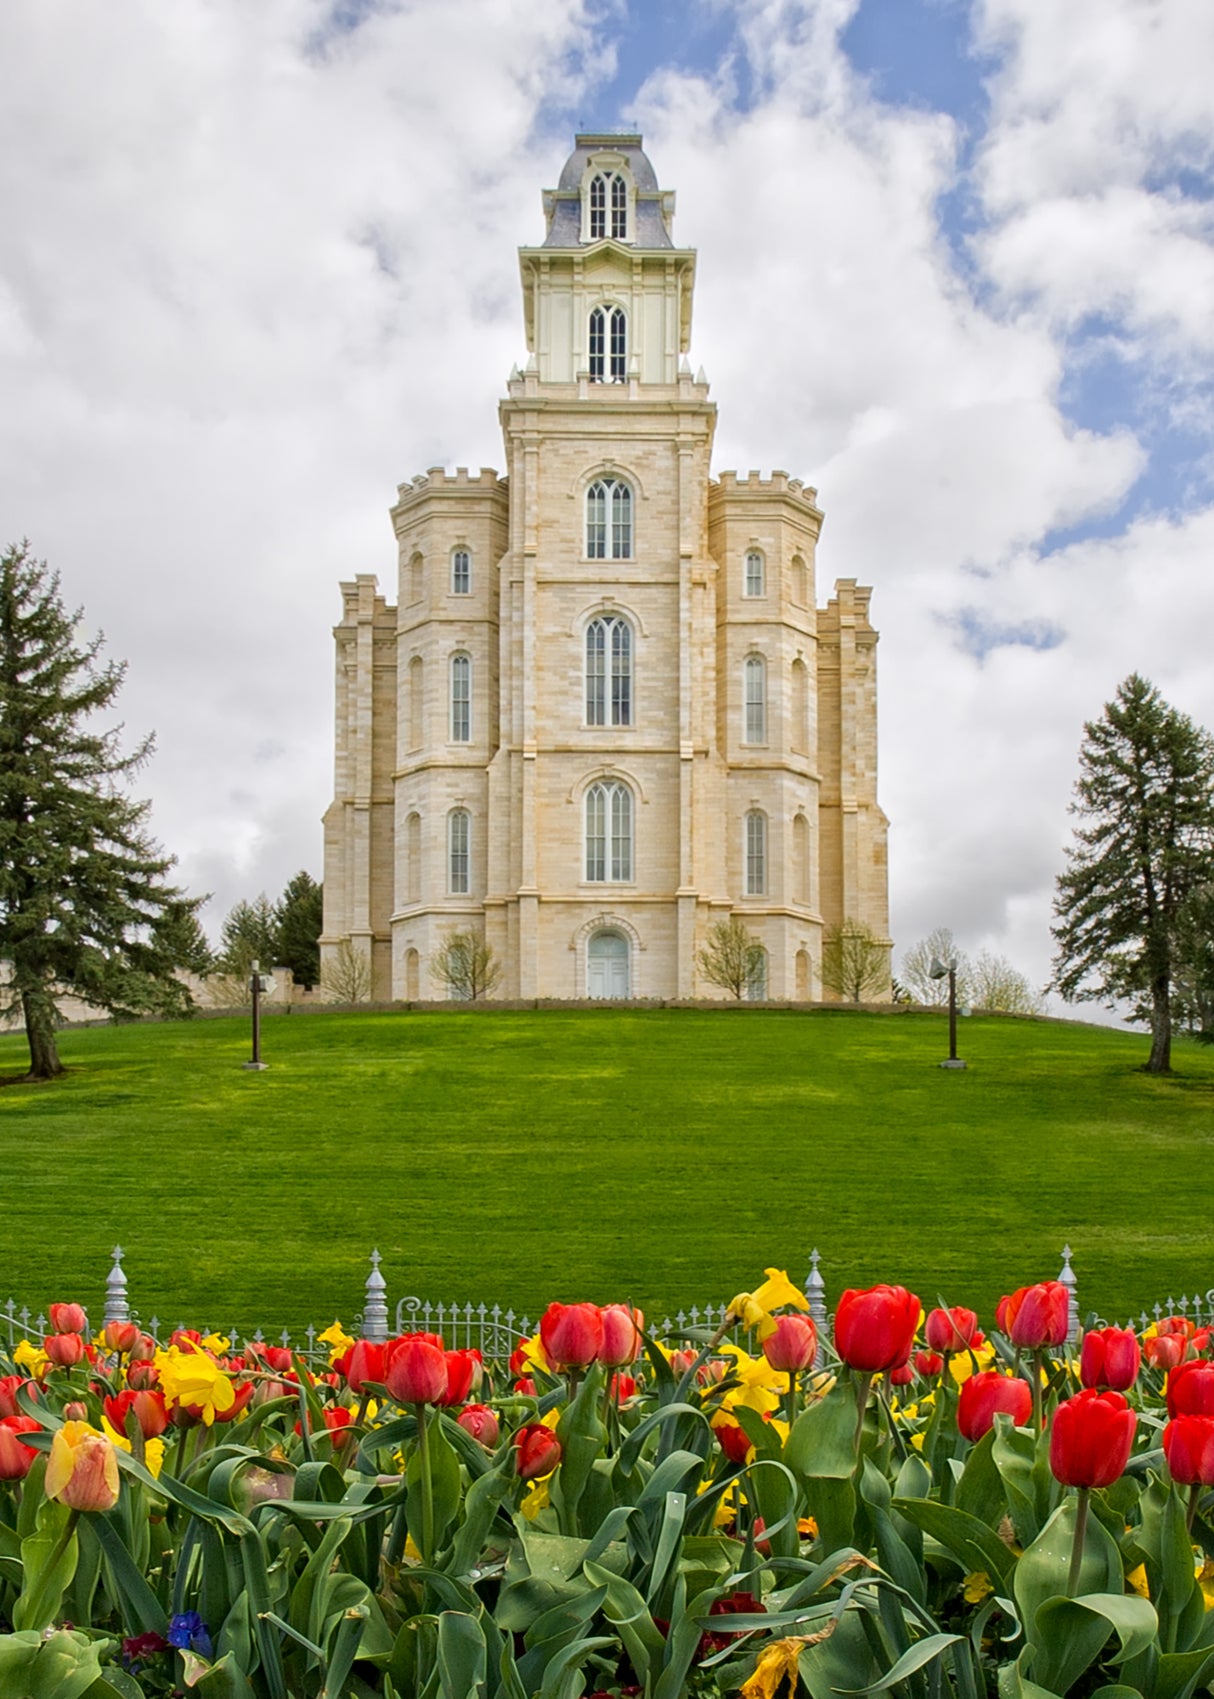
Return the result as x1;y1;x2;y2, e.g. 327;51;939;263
153;1343;235;1426
1197;1557;1214;1611
948;1340;997;1386
1127;1564;1151;1600
797;1516;818;1539
520;1478;551;1520
715;1343;786;1414
13;1339;48;1378
742;1637;815;1699
201;1333;231;1355
319;1321;355;1365
515;1332;553;1375
726;1269;809;1341
963;1571;993;1604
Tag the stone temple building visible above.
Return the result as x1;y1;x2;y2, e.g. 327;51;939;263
321;134;889;1002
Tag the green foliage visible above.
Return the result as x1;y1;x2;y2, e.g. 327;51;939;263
0;1008;1211;1330
429;929;502;1002
217;895;278;977
0;542;203;1079
1052;673;1214;1073
1171;882;1214;1042
819;917;889;1003
698;916;766;1000
274;871;323;990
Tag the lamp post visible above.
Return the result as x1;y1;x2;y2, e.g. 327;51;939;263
242;958;272;1071
929;955;966;1070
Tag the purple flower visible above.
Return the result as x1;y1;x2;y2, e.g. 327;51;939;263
168;1611;213;1658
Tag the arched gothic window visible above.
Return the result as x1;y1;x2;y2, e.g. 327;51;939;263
448;808;470;895
745;810;767;896
588;172;627;241
450;653;471;743
585;616;632;727
746;946;768;1002
451;548;471;595
743;655;766;744
744;550;765;598
585;781;633;882
586;478;632;559
589;306;627;382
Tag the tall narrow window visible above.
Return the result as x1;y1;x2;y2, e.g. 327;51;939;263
745;811;767;896
744;655;766;744
451;548;471;595
408;657;424;750
791;553;807;607
744;550;765;597
450;653;471;742
585;616;632;726
448;808;470;895
589;173;606;239
611;173;627;239
585;781;633;881
409;552;424;604
586;479;632;559
590;307;626;382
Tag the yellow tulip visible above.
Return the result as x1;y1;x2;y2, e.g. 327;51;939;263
45;1422;119;1512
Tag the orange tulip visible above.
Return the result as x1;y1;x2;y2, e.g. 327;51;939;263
45;1421;120;1512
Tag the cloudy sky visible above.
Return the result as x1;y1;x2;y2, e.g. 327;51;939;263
2;0;1211;1008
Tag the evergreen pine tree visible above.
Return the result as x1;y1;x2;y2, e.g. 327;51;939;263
1052;673;1214;1073
0;542;203;1079
217;894;279;975
275;870;323;990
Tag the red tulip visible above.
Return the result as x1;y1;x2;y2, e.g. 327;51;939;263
1050;1389;1136;1489
1166;1359;1214;1418
513;1376;536;1396
1080;1328;1140;1391
127;1360;159;1391
762;1314;819;1374
925;1307;979;1355
0;1376;27;1419
714;1419;753;1465
384;1337;448;1406
44;1332;86;1368
457;1404;500;1447
0;1416;40;1480
1145;1335;1188;1372
49;1303;87;1336
610;1373;638;1402
1163;1415;1214;1485
437;1349;482;1407
889;1363;915;1386
252;1345;293;1375
539;1303;603;1369
1000;1283;1069;1350
104;1389;169;1440
514;1423;561;1480
957;1371;1033;1441
211;1381;254;1423
914;1350;944;1378
834;1285;920;1373
342;1340;386;1394
598;1305;644;1367
668;1348;698;1377
103;1320;140;1355
129;1334;157;1363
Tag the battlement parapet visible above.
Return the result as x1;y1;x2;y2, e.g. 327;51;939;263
712;469;820;506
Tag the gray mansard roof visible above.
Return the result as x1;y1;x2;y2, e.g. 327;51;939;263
542;132;674;250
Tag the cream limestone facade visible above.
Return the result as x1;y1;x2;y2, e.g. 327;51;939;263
322;135;889;1002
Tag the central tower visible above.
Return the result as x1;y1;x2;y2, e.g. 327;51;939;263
322;135;890;1003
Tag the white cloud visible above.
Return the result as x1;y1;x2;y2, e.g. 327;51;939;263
0;0;1211;1026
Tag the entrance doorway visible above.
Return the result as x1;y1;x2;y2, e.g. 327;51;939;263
587;929;630;999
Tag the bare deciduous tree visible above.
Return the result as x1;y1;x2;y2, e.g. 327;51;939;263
899;928;972;1007
819;918;890;1003
430;930;502;1001
970;951;1045;1016
321;938;373;1004
698;917;766;1000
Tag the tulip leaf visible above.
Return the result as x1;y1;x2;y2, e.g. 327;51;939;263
90;1513;170;1637
891;1498;1014;1588
786;1382;859;1481
1152;1645;1214;1699
13;1499;79;1635
1013;1499;1123;1655
1029;1594;1158;1694
991;1417;1043;1547
955;1427;1007;1528
996;1648;1068;1699
1138;1472;1200;1644
834;1630;964;1693
21;1627;109;1699
583;1558;666;1688
796;1610;885;1699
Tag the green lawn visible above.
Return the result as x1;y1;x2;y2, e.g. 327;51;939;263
1;1006;1211;1338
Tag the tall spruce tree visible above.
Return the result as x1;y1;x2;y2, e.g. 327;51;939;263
217;894;279;975
1052;673;1214;1073
275;870;323;989
0;543;203;1079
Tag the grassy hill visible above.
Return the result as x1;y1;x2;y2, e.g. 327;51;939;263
1;1005;1211;1337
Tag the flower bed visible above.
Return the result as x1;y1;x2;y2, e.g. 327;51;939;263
0;1274;1211;1697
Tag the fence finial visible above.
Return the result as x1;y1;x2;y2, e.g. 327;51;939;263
362;1249;389;1343
805;1248;828;1367
1058;1244;1079;1346
104;1246;129;1325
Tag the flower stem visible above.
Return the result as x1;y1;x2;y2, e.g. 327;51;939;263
1031;1350;1045;1438
1066;1487;1090;1598
853;1372;874;1465
415;1402;434;1565
19;1507;79;1631
1188;1481;1201;1533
